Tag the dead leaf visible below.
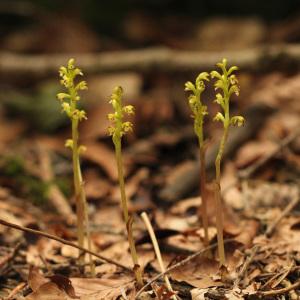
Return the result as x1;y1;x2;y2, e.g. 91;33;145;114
71;276;135;300
110;168;149;204
170;257;223;288
26;281;72;300
28;266;49;292
82;142;118;181
48;275;78;299
235;140;277;169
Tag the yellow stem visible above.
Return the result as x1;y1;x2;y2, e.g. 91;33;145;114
199;142;209;247
72;116;95;274
72;118;85;252
115;143;143;287
214;127;228;266
78;161;95;276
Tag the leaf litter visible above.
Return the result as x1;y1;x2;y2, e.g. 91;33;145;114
0;33;300;300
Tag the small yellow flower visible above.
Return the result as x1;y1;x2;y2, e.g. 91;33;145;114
57;59;87;124
184;72;209;139
211;58;244;128
107;86;134;145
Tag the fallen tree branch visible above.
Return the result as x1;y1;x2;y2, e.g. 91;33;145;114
0;218;131;272
1;44;300;76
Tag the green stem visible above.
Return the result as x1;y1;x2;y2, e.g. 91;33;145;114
72;116;95;274
77;161;95;275
115;142;143;287
198;140;209;247
72;118;85;252
214;126;228;266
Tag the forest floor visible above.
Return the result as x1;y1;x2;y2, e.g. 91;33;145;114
0;9;300;300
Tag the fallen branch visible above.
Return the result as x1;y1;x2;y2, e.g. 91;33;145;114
1;44;300;76
135;239;234;299
258;280;300;297
0;218;131;272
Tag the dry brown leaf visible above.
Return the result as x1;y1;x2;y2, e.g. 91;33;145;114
28;266;49;292
71;276;135;300
26;281;72;300
170;257;222;288
82;142;118;181
233;220;259;248
235;140;277;169
84;169;111;200
110;168;149;204
101;240;154;272
26;266;135;300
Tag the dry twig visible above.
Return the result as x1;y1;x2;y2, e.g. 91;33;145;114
233;245;259;288
141;212;177;299
0;218;131;272
259;280;300;297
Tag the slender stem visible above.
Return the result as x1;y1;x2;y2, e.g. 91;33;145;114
214;126;228;266
115;142;143;287
115;143;129;223
141;212;177;300
199;141;209;247
72;113;95;274
71;118;85;251
77;161;95;275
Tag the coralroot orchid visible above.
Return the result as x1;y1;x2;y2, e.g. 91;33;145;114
57;59;94;273
108;86;143;286
185;72;210;246
211;59;245;266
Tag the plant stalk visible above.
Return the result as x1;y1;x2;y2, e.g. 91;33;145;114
115;142;143;287
198;141;209;247
214;127;228;266
71;118;85;251
72;116;95;274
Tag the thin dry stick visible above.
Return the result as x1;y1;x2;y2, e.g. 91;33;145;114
0;218;130;272
141;212;176;300
135;239;234;299
265;195;300;237
233;245;259;288
259;280;300;297
6;282;27;300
